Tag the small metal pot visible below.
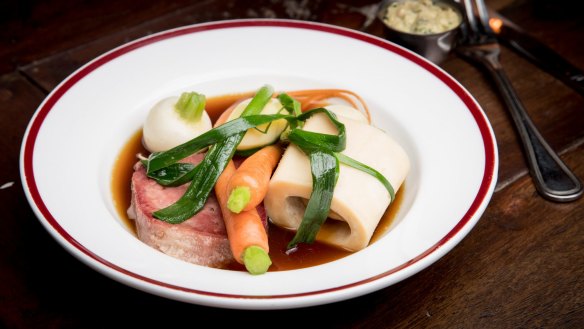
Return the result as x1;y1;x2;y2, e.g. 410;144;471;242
377;0;463;64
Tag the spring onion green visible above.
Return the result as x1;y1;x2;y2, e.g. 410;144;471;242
287;151;339;249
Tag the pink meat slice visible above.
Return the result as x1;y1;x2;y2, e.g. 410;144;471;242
127;153;234;268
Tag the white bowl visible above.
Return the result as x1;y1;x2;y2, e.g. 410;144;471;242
20;19;498;309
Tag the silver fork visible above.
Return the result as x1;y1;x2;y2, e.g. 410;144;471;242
457;0;582;202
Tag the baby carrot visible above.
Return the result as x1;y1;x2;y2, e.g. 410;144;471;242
215;161;271;274
227;145;283;213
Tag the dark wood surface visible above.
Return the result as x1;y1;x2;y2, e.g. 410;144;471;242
1;0;583;327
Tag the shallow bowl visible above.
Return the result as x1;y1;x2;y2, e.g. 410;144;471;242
20;19;497;309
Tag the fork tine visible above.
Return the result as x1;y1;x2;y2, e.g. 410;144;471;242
462;0;479;35
474;0;493;34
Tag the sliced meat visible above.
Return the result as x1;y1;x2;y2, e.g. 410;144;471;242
127;153;234;268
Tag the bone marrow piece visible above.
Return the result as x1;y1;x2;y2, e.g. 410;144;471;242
264;107;410;251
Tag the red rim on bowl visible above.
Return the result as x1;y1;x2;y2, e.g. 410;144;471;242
20;19;497;303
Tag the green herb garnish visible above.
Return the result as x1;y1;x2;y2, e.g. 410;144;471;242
287;151;339;249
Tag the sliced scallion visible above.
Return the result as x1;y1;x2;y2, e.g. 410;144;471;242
145;162;196;186
287;108;345;153
287;151;339;249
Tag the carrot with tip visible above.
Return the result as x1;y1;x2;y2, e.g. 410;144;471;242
216;161;271;274
227;145;282;213
214;108;271;274
215;99;283;214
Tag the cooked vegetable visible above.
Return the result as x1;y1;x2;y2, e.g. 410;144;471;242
214;104;236;127
287;151;339;249
277;93;302;118
243;246;272;275
227;145;283;213
287;108;346;153
226;98;288;151
143;92;212;152
216;161;271;275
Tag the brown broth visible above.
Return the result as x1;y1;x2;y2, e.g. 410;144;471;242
111;93;403;271
204;92;254;122
370;183;405;244
111;129;146;235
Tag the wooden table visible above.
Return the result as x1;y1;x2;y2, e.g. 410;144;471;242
1;0;582;327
